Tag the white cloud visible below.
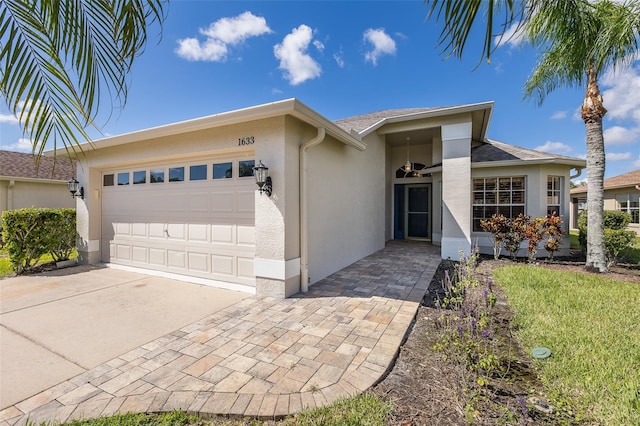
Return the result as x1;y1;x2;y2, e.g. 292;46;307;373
313;40;324;52
606;152;632;161
601;63;640;122
535;141;573;154
176;12;272;62
334;50;345;68
274;25;321;85
550;110;568;120
603;125;640;145
494;21;525;48
363;28;396;66
1;137;33;153
634;155;640;167
0;112;18;124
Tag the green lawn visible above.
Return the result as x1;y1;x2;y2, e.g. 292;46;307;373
495;265;640;425
0;249;77;279
57;393;391;426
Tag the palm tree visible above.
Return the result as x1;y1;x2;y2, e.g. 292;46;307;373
427;0;640;272
0;0;167;158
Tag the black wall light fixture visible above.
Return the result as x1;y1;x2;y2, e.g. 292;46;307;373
67;178;84;199
253;160;272;197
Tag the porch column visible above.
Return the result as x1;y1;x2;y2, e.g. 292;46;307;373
76;165;102;264
441;120;472;259
254;134;301;298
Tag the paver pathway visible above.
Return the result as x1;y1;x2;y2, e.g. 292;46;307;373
0;241;440;425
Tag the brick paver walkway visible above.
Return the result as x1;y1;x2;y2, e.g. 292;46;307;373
0;241;440;425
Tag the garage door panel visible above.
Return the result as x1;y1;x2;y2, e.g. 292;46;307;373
188;224;209;242
149;223;165;238
132;223;147;237
237;191;254;212
188;253;208;272
166;223;185;240
102;157;256;289
132;246;147;262
167;250;185;268
211;255;234;276
149;248;165;265
211;192;234;211
116;222;131;236
211;225;234;244
238;257;254;278
237;226;255;246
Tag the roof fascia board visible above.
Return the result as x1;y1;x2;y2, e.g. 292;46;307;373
0;176;68;184
358;101;495;138
472;158;587;168
290;100;367;151
49;98;366;158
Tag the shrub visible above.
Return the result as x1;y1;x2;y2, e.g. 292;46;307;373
525;216;546;262
543;212;565;261
504;214;529;259
578;210;635;265
0;208;76;274
480;214;509;260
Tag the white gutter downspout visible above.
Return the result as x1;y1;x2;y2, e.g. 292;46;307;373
570;168;583;180
300;127;326;293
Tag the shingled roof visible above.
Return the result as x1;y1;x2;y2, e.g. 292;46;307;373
334;108;441;133
571;169;640;194
472;139;584;164
0;150;75;181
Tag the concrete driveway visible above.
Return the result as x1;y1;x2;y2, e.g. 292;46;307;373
0;265;249;410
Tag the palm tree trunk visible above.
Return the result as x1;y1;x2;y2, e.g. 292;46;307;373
581;66;607;272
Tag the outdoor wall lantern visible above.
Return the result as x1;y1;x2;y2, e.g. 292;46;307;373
253;160;272;197
67;178;84;199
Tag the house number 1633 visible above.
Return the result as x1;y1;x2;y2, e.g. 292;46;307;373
238;136;255;146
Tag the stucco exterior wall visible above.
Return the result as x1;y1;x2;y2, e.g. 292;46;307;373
471;163;573;258
570;186;640;236
0;179;74;215
306;132;386;285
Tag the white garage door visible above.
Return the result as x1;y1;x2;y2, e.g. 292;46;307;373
101;158;256;289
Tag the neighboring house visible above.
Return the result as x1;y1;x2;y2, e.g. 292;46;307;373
570;169;640;236
64;99;585;298
0;150;76;216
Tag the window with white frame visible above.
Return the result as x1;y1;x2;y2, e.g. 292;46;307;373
547;176;562;216
473;177;526;231
617;193;640;224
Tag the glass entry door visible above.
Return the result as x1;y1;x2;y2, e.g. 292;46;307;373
406;184;431;240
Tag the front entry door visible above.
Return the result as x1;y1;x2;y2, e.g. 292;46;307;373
394;184;431;241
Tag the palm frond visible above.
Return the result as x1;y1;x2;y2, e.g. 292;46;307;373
426;0;525;64
0;0;167;161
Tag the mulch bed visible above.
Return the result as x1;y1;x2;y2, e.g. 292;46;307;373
372;254;639;425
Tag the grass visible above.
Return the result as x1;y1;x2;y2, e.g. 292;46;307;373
52;393;391;426
495;265;640;425
0;248;77;279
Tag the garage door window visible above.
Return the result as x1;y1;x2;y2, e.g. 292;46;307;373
150;169;164;183
190;165;207;181
169;167;185;182
118;172;129;185
213;162;232;179
103;174;114;186
133;171;146;184
239;160;255;178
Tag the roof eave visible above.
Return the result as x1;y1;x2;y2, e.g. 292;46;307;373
472;158;587;169
357;101;495;138
48;98;366;158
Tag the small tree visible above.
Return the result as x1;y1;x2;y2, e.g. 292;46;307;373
578;210;635;267
480;214;509;260
504;214;530;259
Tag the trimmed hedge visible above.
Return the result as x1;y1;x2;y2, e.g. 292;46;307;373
578;210;635;266
0;208;76;274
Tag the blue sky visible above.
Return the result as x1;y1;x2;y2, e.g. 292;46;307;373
1;0;638;179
